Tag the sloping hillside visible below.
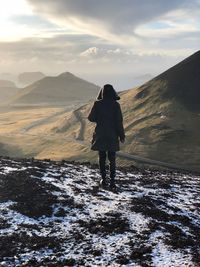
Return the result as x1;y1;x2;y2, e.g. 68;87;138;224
120;50;200;167
0;52;200;170
154;50;200;111
9;72;100;106
0;157;199;266
0;80;19;104
53;51;200;170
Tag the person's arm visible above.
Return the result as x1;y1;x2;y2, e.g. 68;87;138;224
116;103;125;142
88;102;97;122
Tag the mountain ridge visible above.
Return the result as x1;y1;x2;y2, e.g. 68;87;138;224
8;72;100;106
135;50;200;111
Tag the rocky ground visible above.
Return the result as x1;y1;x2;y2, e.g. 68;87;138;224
0;157;199;267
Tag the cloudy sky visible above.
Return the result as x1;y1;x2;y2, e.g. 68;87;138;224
0;0;200;89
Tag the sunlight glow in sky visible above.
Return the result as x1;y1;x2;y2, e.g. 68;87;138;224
0;0;199;89
0;0;32;19
0;0;33;41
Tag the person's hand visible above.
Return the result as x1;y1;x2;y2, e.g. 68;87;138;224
120;137;125;143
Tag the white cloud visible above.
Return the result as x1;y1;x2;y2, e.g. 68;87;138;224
27;0;194;44
23;0;200;54
0;0;200;88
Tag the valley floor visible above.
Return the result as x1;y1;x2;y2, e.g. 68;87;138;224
0;157;199;266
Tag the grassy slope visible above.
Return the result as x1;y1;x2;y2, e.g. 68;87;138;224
0;106;95;163
0;82;199;170
59;51;200;169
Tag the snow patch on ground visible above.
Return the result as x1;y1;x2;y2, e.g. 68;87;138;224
0;158;199;266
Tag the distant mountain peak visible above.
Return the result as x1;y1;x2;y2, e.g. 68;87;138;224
9;71;100;106
58;72;76;78
18;72;46;86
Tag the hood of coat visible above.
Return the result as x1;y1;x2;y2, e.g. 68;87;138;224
96;84;120;101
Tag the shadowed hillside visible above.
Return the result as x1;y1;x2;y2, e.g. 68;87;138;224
137;50;200;111
9;72;100;106
120;50;200;167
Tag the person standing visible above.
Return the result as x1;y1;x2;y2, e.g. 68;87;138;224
88;84;125;188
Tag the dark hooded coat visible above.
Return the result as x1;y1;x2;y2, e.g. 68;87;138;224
88;84;125;152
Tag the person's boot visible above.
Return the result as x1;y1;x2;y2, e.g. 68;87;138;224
100;177;108;187
109;178;116;189
99;151;107;185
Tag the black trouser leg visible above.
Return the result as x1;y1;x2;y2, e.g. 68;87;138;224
108;151;116;180
99;151;107;178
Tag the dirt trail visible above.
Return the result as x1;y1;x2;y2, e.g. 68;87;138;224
117;151;200;173
21;104;82;133
73;109;86;141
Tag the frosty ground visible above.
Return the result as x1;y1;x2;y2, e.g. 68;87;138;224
0;157;199;267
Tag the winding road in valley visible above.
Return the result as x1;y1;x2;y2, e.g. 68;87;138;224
3;105;199;173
